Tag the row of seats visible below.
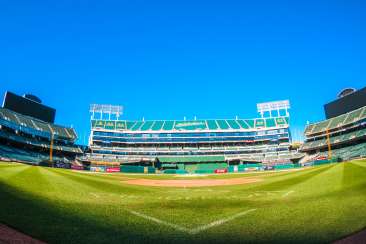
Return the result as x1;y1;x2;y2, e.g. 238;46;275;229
0;129;82;154
0;108;76;141
315;143;366;161
90;145;288;153
85;150;303;163
305;106;366;136
0;144;65;163
301;128;366;151
91;117;289;131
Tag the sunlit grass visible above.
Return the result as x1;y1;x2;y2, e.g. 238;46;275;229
0;161;365;243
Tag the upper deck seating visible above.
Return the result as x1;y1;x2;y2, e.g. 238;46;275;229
91;116;289;132
305;105;366;136
0;108;76;141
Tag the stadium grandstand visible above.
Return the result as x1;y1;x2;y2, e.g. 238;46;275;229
301;87;366;161
0;91;82;166
85;101;304;173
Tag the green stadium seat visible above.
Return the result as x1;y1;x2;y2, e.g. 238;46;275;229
310;120;331;134
126;121;136;130
328;113;347;130
216;120;230;129
304;124;315;135
131;121;144;130
151;121;164;130
236;120;250;129
140;121;154;131
343;107;364;125
244;119;255;128
162;121;175;130
226;120;241;129
360;107;366;120
207;120;219;130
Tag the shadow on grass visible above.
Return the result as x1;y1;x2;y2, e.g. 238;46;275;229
1;164;362;244
0;178;341;244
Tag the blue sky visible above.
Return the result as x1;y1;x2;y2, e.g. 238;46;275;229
1;0;365;144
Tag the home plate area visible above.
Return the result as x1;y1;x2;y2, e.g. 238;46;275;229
126;207;257;235
123;190;294;234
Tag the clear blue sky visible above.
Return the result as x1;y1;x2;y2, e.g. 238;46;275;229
1;0;365;144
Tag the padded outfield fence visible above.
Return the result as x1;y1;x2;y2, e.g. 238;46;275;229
82;157;344;174
120;165;156;174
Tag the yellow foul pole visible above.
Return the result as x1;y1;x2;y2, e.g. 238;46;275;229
326;129;332;159
50;133;54;164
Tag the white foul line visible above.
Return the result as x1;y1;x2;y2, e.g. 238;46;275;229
127;208;257;235
282;190;294;197
127;210;190;233
90;193;100;198
189;208;257;234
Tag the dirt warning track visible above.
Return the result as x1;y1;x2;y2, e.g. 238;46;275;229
124;177;262;187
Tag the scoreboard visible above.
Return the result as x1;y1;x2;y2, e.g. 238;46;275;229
2;91;56;123
324;87;366;119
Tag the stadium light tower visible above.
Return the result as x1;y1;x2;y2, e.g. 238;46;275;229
257;100;290;118
90;104;123;120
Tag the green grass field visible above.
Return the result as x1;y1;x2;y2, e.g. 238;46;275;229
1;161;366;243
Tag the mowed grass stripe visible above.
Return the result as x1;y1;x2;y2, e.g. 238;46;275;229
289;163;344;198
0;164;32;181
50;167;151;195
0;162;366;243
239;164;336;193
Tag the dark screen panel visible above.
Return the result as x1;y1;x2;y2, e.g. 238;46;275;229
324;87;366;119
2;91;56;123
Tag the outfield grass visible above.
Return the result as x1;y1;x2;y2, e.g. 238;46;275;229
1;161;366;243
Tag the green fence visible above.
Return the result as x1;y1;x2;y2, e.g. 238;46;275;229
164;169;188;174
313;158;338;166
120;165;155;174
194;162;228;174
228;164;262;173
273;164;294;170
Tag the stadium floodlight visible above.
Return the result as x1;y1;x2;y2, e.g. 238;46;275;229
90;104;123;120
257;100;290;118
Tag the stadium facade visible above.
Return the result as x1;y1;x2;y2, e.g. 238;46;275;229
86;101;302;168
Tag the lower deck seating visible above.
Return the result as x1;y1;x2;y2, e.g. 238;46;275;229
307;142;366;161
0;144;64;163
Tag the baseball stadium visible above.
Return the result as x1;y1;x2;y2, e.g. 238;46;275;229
1;86;366;243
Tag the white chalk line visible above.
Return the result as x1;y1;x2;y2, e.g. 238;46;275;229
127;208;257;235
189;208;257;234
90;192;100;198
127;210;189;233
282;190;295;197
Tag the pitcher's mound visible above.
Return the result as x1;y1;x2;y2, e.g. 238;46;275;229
124;177;261;187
